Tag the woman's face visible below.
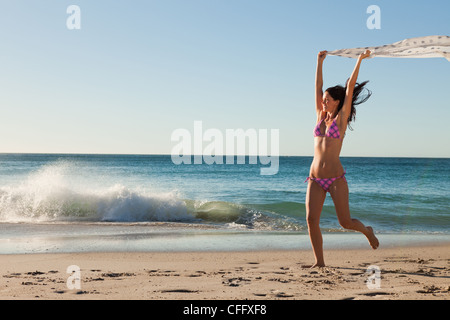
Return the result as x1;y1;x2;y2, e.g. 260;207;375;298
322;91;339;113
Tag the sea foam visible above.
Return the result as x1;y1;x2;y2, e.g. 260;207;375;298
0;161;193;223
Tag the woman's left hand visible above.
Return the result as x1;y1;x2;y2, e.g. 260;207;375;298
360;50;371;59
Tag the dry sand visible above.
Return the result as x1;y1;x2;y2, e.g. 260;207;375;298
0;244;448;300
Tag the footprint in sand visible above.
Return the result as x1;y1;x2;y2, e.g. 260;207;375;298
270;290;294;298
101;272;135;278
360;291;393;297
187;271;207;277
161;289;199;293
222;277;252;287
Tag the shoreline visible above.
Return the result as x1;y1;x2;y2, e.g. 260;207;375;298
1;222;449;254
1;231;449;255
1;243;448;300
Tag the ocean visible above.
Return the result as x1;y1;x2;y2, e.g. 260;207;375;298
0;153;449;254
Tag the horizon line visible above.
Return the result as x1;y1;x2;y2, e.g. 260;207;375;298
0;152;448;159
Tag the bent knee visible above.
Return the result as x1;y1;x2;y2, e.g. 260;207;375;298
339;219;353;230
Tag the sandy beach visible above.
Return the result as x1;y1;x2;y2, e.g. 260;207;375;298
0;244;448;300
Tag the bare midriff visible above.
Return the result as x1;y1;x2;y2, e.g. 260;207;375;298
309;136;345;179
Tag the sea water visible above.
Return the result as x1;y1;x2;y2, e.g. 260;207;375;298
0;154;448;253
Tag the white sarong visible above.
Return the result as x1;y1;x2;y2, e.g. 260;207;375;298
327;35;450;61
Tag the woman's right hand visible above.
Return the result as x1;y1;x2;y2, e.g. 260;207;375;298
318;50;327;62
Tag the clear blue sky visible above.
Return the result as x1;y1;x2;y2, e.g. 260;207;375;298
0;0;449;157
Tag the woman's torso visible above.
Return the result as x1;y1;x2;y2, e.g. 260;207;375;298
309;115;346;178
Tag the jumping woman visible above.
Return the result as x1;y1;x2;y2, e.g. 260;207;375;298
305;50;379;268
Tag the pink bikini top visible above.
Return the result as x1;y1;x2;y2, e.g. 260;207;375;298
314;118;341;139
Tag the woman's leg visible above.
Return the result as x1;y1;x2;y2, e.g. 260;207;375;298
305;180;327;267
328;178;379;249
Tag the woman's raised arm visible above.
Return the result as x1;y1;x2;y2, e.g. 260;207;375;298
341;50;371;119
315;51;327;116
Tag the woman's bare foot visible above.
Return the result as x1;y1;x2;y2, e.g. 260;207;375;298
301;263;325;269
366;226;379;249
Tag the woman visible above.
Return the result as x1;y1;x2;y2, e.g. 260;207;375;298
305;50;379;268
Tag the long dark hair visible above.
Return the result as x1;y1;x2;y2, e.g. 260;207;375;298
325;80;372;130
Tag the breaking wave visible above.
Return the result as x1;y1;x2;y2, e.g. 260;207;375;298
0;161;306;231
